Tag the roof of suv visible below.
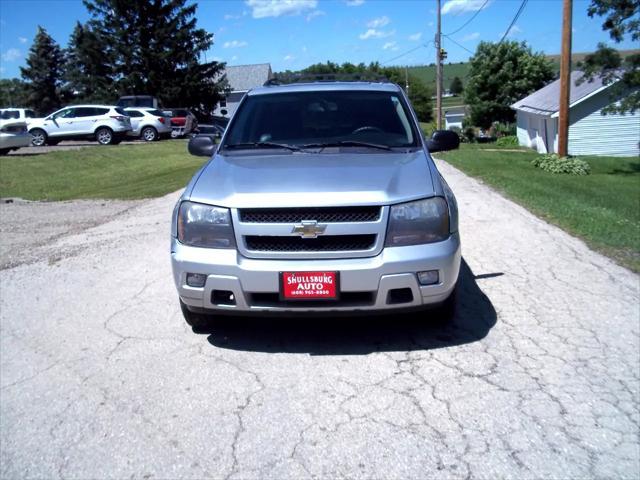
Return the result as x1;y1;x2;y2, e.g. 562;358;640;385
248;81;402;96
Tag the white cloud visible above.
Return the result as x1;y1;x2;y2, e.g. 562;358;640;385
283;54;295;61
223;40;248;48
442;0;492;15
346;0;365;5
408;32;422;41
231;55;238;61
367;16;389;28
461;32;480;41
306;10;325;21
18;37;27;44
507;25;523;37
359;28;395;40
1;48;21;62
246;0;317;19
224;13;241;20
383;41;399;51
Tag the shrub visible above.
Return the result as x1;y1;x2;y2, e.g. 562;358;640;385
496;135;519;147
531;154;591;175
463;126;476;143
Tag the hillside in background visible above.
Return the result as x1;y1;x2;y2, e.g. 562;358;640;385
407;49;639;92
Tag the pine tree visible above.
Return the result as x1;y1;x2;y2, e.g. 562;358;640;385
83;0;226;114
64;22;115;103
20;26;65;115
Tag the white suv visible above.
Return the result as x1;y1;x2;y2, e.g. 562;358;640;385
28;105;132;146
124;107;172;141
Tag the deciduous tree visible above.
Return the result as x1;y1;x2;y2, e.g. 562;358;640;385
449;76;463;95
579;0;639;114
464;41;554;128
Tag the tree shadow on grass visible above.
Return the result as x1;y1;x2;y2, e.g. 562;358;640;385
203;259;498;355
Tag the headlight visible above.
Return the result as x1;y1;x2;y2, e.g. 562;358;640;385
385;197;449;247
177;201;236;248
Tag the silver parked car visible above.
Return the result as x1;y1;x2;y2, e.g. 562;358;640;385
171;80;461;330
124;107;172;141
0;114;32;155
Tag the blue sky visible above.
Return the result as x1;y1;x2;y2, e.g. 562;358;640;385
0;0;637;79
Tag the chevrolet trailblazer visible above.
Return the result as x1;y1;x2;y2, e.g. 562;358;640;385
171;80;461;330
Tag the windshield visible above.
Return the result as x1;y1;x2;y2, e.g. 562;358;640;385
224;90;419;150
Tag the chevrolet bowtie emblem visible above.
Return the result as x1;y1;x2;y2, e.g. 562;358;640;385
292;220;327;239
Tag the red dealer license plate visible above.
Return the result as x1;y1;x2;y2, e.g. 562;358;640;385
280;271;339;300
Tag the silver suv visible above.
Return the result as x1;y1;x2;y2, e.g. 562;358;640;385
28;105;132;146
172;81;461;330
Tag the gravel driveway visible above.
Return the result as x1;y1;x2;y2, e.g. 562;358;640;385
1;159;638;479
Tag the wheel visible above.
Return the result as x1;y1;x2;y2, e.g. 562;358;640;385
170;129;181;139
141;126;158;142
179;299;211;332
30;129;47;147
95;127;114;145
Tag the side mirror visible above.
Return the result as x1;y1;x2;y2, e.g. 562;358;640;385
188;135;216;157
426;130;460;153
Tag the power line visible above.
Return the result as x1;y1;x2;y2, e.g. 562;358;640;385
499;0;528;43
442;34;474;55
382;41;433;65
444;0;490;36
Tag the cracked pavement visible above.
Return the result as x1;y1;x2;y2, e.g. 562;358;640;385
1;159;638;478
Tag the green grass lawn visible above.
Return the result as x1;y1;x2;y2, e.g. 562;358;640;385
0;141;207;201
438;145;640;272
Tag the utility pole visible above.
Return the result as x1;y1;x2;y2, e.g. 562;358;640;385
558;0;572;157
435;0;442;130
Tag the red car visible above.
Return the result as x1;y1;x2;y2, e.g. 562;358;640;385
163;108;198;138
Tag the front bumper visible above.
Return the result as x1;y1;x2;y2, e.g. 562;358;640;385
171;233;461;314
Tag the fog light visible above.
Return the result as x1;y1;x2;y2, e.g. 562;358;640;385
417;270;439;285
186;273;207;288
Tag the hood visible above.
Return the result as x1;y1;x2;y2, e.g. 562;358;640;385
188;150;436;208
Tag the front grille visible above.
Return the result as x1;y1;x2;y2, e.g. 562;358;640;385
245;235;376;252
249;292;375;308
239;207;381;223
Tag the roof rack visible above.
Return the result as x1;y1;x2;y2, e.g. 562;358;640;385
263;73;390;87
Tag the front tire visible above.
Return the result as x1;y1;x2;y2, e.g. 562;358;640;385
180;299;211;332
141;126;158;142
30;129;47;147
95;127;114;145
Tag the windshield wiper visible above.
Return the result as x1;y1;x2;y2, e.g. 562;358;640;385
224;142;301;151
300;141;392;151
